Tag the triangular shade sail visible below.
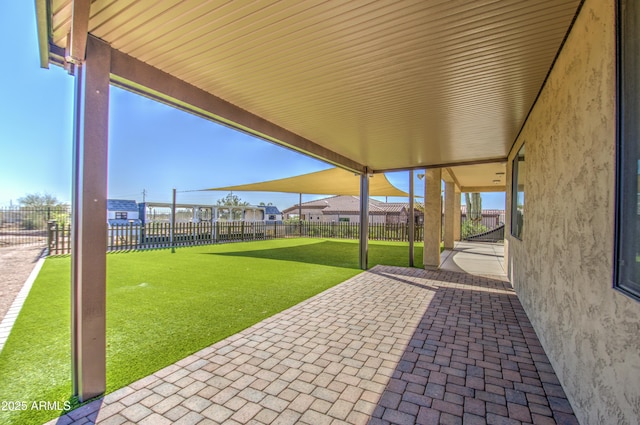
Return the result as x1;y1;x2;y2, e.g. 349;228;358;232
202;167;409;197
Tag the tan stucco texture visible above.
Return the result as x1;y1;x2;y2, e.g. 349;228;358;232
506;1;640;424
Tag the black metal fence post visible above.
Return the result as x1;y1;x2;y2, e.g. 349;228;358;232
47;220;56;254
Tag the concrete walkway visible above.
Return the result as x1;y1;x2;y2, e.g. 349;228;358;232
440;241;506;279
48;249;578;425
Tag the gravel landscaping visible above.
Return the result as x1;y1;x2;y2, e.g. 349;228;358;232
0;245;44;321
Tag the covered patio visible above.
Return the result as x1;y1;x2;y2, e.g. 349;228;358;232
29;0;640;424
46;244;577;425
35;0;533;403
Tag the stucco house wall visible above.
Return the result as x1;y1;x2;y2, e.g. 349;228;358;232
505;1;640;424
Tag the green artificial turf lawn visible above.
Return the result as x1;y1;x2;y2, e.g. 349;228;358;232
0;238;423;425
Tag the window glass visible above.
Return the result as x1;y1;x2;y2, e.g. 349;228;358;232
617;0;640;299
511;145;525;239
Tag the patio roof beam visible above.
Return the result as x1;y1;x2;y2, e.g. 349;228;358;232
373;157;508;174
443;168;462;193
66;0;91;65
108;49;365;174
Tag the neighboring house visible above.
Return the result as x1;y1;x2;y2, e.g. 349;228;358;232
284;195;507;228
282;195;423;224
107;199;141;225
135;201;275;224
264;205;282;223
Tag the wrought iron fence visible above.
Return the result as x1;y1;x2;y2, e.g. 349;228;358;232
461;213;504;241
46;221;427;255
0;206;70;247
4;206;505;253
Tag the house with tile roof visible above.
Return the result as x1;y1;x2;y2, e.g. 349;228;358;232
282;195;423;224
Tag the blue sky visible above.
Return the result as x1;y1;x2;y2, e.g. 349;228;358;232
0;2;505;211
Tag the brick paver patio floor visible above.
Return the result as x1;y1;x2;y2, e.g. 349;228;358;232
47;265;578;425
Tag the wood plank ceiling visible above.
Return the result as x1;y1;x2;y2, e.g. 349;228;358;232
47;0;581;173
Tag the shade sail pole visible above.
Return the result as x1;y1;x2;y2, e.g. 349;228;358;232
71;35;110;402
171;189;176;253
359;172;369;270
298;193;302;235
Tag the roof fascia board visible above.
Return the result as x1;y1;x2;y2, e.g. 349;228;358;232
35;0;50;68
48;42;67;68
108;49;365;174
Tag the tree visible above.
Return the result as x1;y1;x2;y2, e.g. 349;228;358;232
216;192;249;221
17;193;68;230
18;192;65;208
461;219;488;240
464;193;482;224
258;202;273;206
216;192;249;207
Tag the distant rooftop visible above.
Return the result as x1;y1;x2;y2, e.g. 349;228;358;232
264;206;281;214
283;195;423;214
107;199;138;212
